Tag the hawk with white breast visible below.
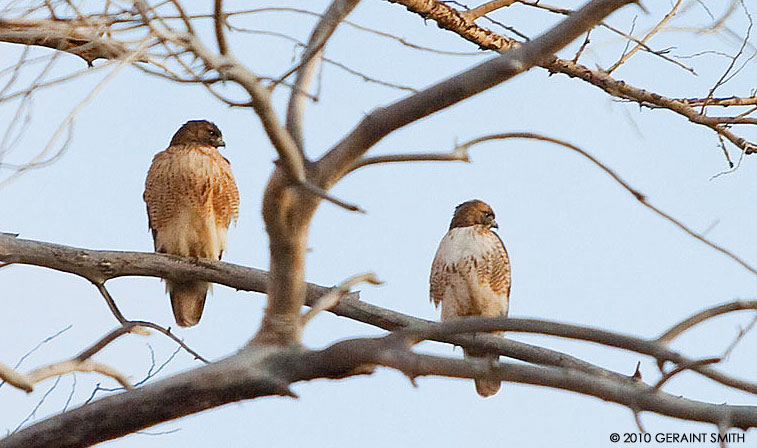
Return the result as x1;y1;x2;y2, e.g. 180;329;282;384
430;199;511;397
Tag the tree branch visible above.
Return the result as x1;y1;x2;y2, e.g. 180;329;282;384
6;328;757;448
317;0;638;187
4;233;754;393
0;19;137;65
0;232;632;381
284;0;361;151
657;300;757;344
386;0;757;155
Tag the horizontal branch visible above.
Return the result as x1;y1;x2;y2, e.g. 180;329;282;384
0;233;630;381
6;232;757;445
397;316;757;395
0;19;139;65
4;233;755;394
8;326;757;447
368;342;757;430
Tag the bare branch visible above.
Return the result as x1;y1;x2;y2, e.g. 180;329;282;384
0;40;150;189
302;273;381;324
0;361;34;392
0;233;635;381
468;134;757;276
395;316;757;395
387;0;757;155
606;0;683;74
461;0;517;21
681;96;757;106
25;359;132;391
0;19;137;65
347;146;470;173
0;325;140;394
5;233;755;394
318;0;638;187
285;0;361;151
213;0;228;55
349;132;757;277
654;357;722;389
6;330;757;447
657;300;757;344
94;282;127;324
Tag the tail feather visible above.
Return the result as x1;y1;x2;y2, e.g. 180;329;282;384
464;348;501;397
167;280;209;327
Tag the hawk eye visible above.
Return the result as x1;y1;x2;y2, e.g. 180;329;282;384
208;129;217;136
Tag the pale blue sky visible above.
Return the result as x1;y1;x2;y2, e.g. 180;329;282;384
1;1;756;446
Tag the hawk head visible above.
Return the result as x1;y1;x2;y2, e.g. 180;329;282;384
449;199;498;230
170;120;226;148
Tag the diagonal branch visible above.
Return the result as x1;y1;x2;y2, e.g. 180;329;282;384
301;272;381;324
285;0;361;151
0;324;141;395
316;0;639;187
385;0;757;156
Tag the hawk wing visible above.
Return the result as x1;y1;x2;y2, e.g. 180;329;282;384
430;225;511;321
210;155;239;230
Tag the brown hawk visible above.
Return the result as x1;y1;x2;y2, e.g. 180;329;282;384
430;200;511;397
143;120;239;327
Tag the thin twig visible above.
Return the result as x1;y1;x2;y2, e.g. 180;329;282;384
606;0;683;74
302;273;381;324
461;0;517;21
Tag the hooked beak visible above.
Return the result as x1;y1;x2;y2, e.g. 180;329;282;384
490;219;499;229
216;139;226;148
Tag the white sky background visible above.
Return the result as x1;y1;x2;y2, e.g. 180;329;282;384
1;0;757;446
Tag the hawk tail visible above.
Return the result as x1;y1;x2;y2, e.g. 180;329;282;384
167;280;209;327
464;348;501;398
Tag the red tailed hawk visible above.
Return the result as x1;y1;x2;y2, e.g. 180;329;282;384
430;200;511;397
144;120;239;327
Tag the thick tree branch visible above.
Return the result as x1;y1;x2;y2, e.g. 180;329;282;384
0;19;136;65
4;233;754;393
0;233;633;381
5;328;757;448
385;0;757;155
316;0;638;187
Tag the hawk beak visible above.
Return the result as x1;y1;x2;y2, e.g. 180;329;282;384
217;139;226;148
490;220;499;229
